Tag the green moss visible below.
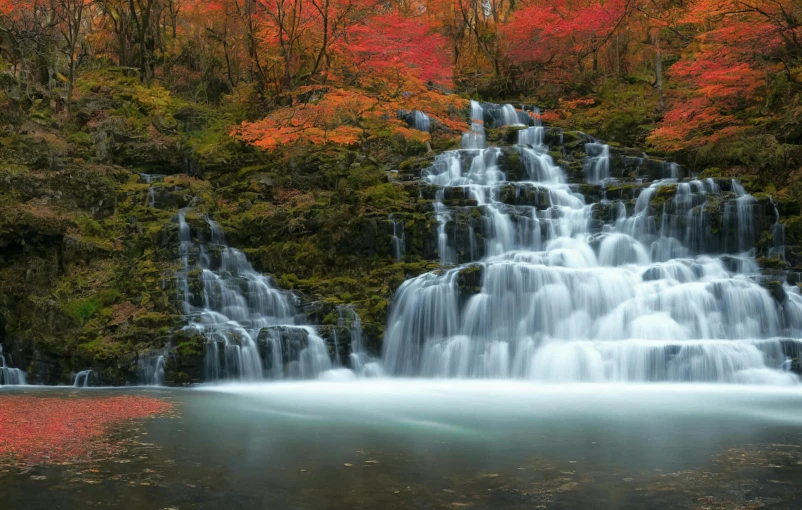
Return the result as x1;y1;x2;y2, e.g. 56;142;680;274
62;298;102;325
75;214;105;236
457;264;483;294
651;184;677;207
278;273;300;289
698;167;724;178
67;131;92;147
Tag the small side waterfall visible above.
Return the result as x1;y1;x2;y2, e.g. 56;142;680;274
339;305;382;376
399;110;432;132
176;212;336;380
478;101;536;128
139;350;166;386
462;122;488;150
770;203;787;261
0;345;26;385
390;215;406;261
140;173;165;208
73;369;92;387
470;100;483;122
725;180;758;254
412;111;430;132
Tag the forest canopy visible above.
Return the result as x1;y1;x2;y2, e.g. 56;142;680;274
1;0;802;173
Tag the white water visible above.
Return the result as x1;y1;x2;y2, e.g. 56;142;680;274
382;106;802;384
176;212;337;380
73;369;92;387
139;350;166;386
584;142;610;183
0;345;26;385
200;380;802;435
155;102;800;386
141;173;164;208
412;110;430;132
390;215;405;261
175;212;377;381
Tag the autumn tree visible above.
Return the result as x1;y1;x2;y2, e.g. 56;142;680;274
649;0;802;152
50;0;87;115
343;10;453;87
0;0;61;106
501;0;634;86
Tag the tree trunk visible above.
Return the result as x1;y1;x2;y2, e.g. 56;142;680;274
655;29;664;110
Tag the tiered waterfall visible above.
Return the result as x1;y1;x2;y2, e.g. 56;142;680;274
382;101;802;384
176;213;373;381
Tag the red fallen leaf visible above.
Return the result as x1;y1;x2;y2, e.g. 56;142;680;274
0;395;173;467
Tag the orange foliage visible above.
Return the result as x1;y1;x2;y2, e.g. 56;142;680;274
0;395;172;466
649;0;797;151
234;78;467;149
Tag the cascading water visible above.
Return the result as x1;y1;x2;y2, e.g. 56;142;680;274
382;105;802;384
335;305;382;377
390;215;406;261
139;349;167;386
518;126;544;147
479;101;536;128
0;345;26;385
158;102;800;385
770;203;787;260
141;173;164;208
73;369;92;387
176;212;335;380
412;111;430;132
584;143;610;184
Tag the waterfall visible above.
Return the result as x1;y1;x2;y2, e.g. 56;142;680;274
725;180;757;254
390;215;406;261
140;173;164;208
529;106;542;126
477;101;535;128
176;212;336;380
500;104;520;126
584;142;610;184
334;305;382;377
518;127;544;147
770;203;787;261
73;369;92;387
381;115;802;384
156;102;800;386
0;345;26;385
139;350;166;385
461;122;487;150
470;100;483;123
412;111;430;132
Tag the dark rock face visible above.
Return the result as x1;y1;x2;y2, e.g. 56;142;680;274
4;90;802;386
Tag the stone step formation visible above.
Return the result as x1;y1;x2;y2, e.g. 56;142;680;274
8;101;800;386
382;101;802;382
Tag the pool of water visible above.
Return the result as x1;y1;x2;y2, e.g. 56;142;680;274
3;381;802;509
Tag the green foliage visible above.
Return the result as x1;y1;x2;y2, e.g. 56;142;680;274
75;215;105;237
62;298;102;325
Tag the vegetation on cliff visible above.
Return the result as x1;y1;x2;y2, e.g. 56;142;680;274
1;0;802;383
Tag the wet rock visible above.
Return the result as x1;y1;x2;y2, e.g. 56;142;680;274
457;264;484;298
761;280;787;304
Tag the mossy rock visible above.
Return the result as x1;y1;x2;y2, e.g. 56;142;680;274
457;264;484;296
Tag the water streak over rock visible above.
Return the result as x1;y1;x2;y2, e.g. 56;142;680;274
382;105;802;384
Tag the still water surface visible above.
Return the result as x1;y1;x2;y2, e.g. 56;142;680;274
3;381;802;509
